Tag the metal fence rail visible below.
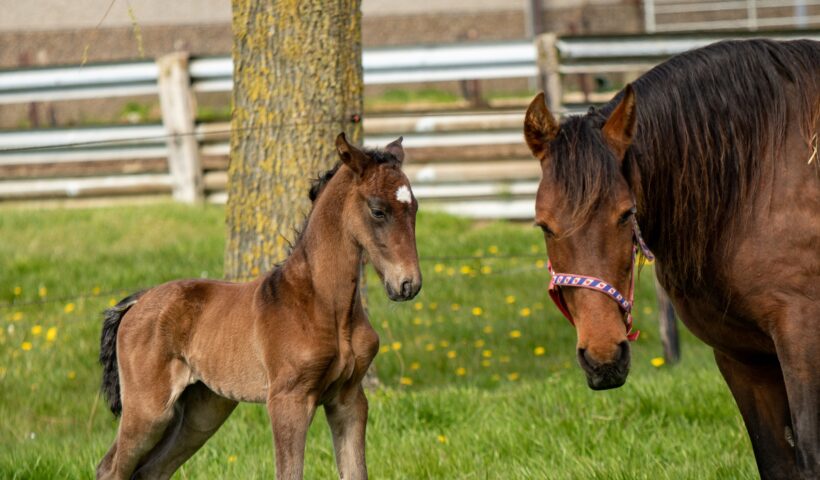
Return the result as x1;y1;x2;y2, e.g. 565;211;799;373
2;30;819;217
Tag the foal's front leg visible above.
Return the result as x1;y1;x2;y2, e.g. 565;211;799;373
268;389;318;480
325;385;369;480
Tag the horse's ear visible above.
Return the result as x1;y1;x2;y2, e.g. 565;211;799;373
524;92;559;163
336;132;370;177
602;84;638;162
385;136;405;164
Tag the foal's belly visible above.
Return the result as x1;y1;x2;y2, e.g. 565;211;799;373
186;347;269;403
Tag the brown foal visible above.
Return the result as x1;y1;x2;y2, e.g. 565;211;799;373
96;133;421;480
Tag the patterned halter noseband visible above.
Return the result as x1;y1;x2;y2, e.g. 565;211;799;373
547;217;654;342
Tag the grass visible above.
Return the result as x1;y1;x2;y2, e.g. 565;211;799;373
0;204;755;479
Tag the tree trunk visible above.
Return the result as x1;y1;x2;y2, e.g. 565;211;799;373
226;0;363;281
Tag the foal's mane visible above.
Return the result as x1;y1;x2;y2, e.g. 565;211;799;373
552;39;819;289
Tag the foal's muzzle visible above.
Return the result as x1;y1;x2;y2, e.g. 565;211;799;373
385;276;421;302
577;341;631;390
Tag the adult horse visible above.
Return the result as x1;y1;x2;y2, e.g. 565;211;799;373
524;39;818;478
96;133;421;480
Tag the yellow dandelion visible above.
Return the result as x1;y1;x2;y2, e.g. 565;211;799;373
92;286;101;295
459;265;472;275
429;302;438;310
505;295;516;304
21;342;32;351
108;298;117;307
471;307;483;316
67;370;76;380
38;287;47;297
455;367;466;376
410;362;421;370
480;265;492;274
399;376;413;386
474;339;485;348
46;327;57;342
437;434;448;444
434;263;445;273
481;359;492;367
519;308;532;317
643;306;654;315
412;317;423;326
12;312;23;322
482;349;493;358
439;340;450;348
379;345;390;354
446;267;455;276
530;244;540;253
482;325;493;334
228;455;237;463
64;303;75;314
507;372;520;381
500;355;511;363
31;325;42;336
13;286;22;296
473;249;484;257
509;330;522;339
535;259;545;269
414;302;423;311
425;343;435;352
446;350;457;359
381;320;389;328
534;346;546;356
450;303;461;311
491;373;501;381
651;357;665;368
391;341;402;351
488;245;499;254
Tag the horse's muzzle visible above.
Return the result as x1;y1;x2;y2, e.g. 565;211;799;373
577;341;631;390
385;277;421;302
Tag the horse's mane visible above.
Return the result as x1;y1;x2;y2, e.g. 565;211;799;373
553;39;819;289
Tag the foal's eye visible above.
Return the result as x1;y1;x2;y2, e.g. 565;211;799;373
370;209;386;220
618;207;636;225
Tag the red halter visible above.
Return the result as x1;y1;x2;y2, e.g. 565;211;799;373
547;217;654;342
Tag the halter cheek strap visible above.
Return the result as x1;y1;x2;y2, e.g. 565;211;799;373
547;218;654;342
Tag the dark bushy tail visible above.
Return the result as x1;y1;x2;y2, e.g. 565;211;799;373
99;290;145;416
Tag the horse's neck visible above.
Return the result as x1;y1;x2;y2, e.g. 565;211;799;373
279;187;363;322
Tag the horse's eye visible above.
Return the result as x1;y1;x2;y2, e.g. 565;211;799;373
535;223;554;238
618;207;636;225
371;209;386;220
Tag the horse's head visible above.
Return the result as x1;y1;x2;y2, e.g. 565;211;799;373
334;132;422;302
524;87;641;390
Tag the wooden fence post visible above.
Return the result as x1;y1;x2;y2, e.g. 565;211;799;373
535;33;562;114
157;52;203;204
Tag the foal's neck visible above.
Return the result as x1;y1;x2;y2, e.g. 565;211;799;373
279;172;362;319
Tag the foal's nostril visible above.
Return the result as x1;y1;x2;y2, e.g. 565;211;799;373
400;280;413;298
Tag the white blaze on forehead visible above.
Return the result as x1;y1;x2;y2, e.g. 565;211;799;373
395;185;413;204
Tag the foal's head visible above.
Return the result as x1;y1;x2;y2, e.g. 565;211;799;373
524;88;640;390
331;133;422;301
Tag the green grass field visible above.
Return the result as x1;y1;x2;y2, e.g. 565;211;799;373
0;204;755;479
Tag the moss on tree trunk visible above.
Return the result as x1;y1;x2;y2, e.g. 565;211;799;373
225;0;363;280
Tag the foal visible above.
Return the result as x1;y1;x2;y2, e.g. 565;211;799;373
96;133;421;479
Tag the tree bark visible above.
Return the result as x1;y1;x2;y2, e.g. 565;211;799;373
226;0;363;281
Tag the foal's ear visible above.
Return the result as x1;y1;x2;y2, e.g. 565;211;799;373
524;92;559;163
602;84;638;162
336;132;370;177
385;136;405;164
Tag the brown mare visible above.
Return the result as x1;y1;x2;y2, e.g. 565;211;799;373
96;133;421;479
524;39;819;479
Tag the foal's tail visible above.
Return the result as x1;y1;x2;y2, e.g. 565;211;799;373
99;290;145;416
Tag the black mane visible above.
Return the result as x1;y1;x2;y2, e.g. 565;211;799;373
551;39;819;289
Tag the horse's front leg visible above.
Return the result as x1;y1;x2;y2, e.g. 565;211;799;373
325;385;368;480
773;306;820;479
267;389;318;480
713;350;799;479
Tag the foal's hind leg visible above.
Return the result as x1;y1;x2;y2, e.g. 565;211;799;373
132;382;238;479
714;350;799;479
98;358;191;480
